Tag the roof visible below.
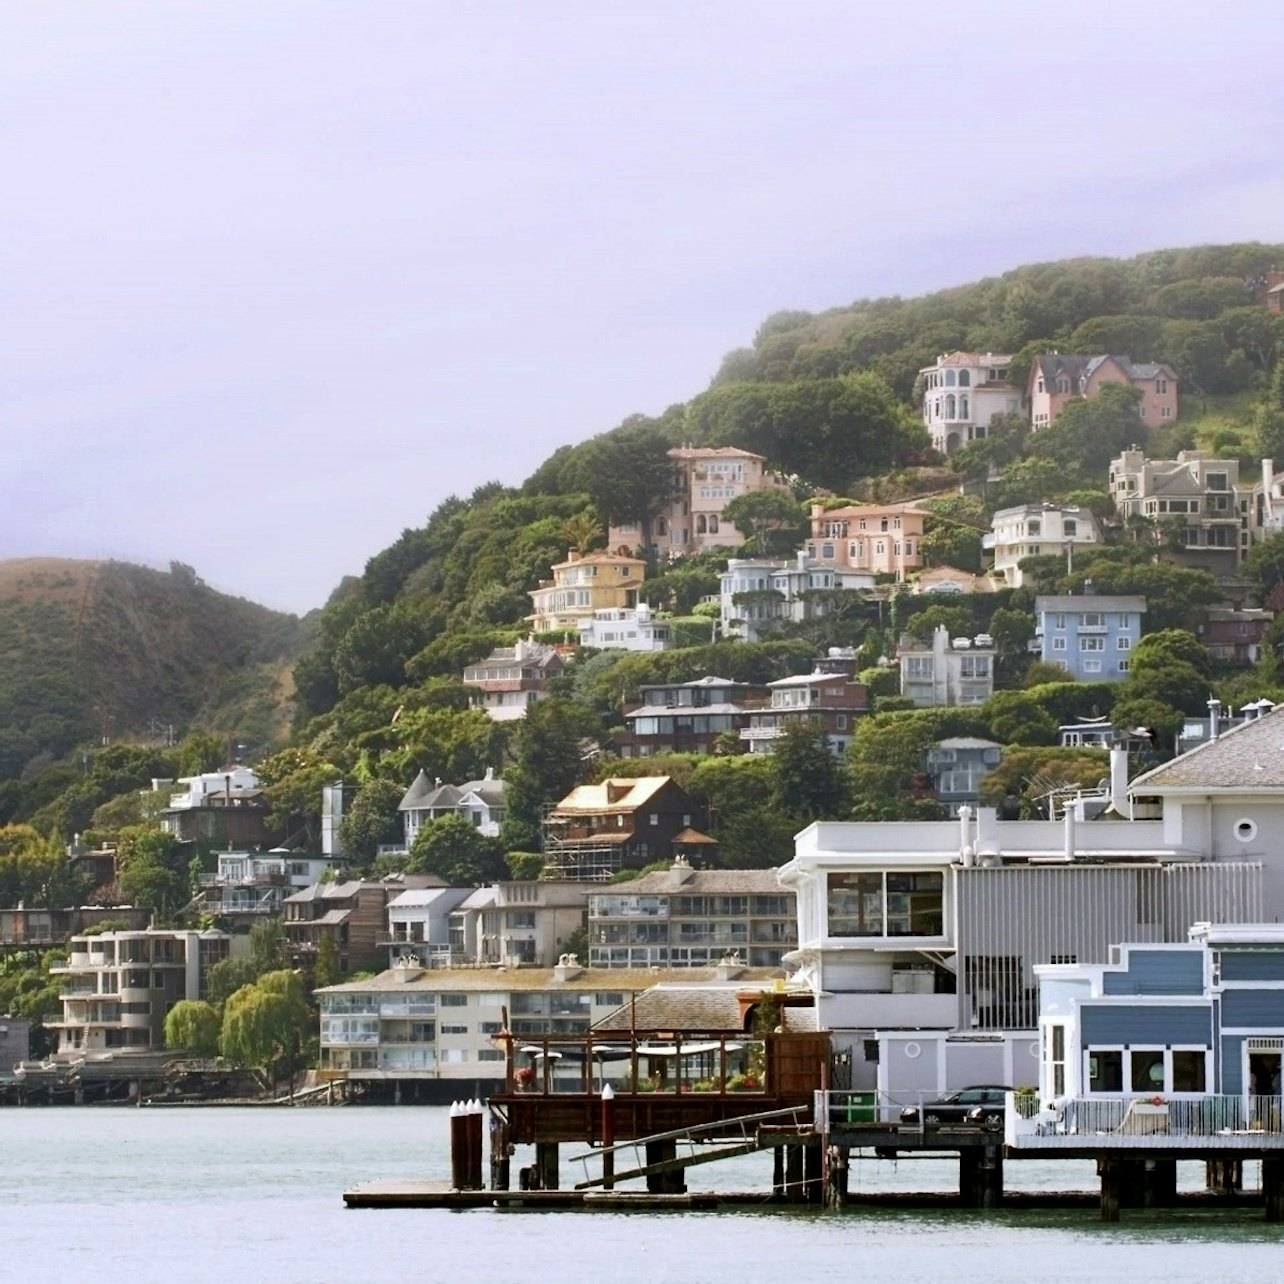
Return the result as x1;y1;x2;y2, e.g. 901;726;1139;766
400;771;506;812
552;776;672;814
1130;707;1284;791
592;983;810;1032
673;827;718;845
1035;595;1147;613
934;737;1003;751
768;672;858;689
386;888;466;909
311;908;352;926
668;445;765;461
316;964;785;996
457;887;497;910
398;770;436;810
624;702;748;719
613;867;786;895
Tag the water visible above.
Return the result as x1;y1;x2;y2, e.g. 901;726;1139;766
2;1107;1282;1284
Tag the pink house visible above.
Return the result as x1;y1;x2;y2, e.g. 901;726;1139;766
805;503;927;580
1028;353;1178;431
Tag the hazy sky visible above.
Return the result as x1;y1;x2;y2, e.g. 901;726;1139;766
3;2;1283;615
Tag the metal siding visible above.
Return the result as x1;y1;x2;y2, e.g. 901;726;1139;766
1220;951;1284;982
955;863;1260;1031
1079;1003;1212;1047
1102;948;1203;995
1221;989;1284;1029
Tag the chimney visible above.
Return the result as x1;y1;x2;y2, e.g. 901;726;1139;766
552;953;583;981
1109;747;1131;819
1208;697;1222;742
958;804;975;867
713;951;745;981
1063;807;1076;861
667;855;696;887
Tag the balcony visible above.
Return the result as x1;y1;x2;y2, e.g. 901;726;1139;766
1075;623;1107;634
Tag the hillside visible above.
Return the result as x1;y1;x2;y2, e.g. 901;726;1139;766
0;558;304;783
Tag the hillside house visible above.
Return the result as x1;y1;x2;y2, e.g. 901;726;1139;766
806;503;927;580
462;639;564;721
1029;354;1178;430
740;671;869;757
1034;594;1146;681
397;768;506;850
984;504;1102;587
616;676;769;758
918;351;1021;455
528;550;646;634
898;627;995;707
720;554;871;644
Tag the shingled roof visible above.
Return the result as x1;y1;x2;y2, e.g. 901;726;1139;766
1130;707;1284;791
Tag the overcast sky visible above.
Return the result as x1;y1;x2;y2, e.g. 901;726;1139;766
3;2;1282;615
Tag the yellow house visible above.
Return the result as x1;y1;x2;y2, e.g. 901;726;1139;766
528;550;646;634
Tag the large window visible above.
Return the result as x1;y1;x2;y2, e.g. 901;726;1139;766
1088;1049;1123;1092
827;871;943;938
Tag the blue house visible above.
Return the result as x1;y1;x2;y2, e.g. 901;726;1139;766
1034;594;1146;682
1034;924;1284;1105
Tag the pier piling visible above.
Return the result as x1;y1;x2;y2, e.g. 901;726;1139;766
1264;1157;1284;1222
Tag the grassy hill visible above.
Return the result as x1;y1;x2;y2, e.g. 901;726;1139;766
0;558;304;782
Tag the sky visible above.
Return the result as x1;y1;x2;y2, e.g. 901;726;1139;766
3;1;1283;615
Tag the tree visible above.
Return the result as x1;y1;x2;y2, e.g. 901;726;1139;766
1029;382;1146;481
903;604;974;645
982;691;1058;746
114;826;186;920
771;720;850;822
978;747;1109;818
500;698;594;850
1244;530;1284;604
722;490;807;556
313;933;341;989
408;812;507;885
164;999;221;1057
338;778;405;864
561;511;604;555
219;969;311;1078
255;747;341;846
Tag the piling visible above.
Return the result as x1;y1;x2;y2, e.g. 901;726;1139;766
535;1141;560;1191
600;1084;616;1191
449;1102;467;1191
1264;1157;1284;1223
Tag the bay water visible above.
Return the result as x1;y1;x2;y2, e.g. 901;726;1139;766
2;1106;1281;1283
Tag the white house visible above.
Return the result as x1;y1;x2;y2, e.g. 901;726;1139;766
720;554;873;643
918;351;1021;456
898;626;995;707
578;603;672;652
397;768;507;850
983;504;1102;587
384;887;474;966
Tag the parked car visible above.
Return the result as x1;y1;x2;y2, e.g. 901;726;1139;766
900;1085;1010;1128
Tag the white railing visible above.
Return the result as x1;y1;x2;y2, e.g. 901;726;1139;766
816;1089;1006;1132
1006;1093;1284;1148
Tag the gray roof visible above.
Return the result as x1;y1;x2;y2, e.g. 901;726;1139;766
615;868;788;896
935;737;1003;750
624;703;748;719
399;771;506;812
398;770;436;810
1035;595;1147;613
1130;707;1284;791
316;964;784;996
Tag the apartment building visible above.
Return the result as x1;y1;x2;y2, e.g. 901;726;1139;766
719;554;871;644
740;671;869;757
918;351;1020;455
983;504;1102;587
898;626;995;707
616;675;769;758
608;445;787;558
446;880;595;966
1109;449;1250;576
587;863;797;969
578;603;671;652
49;928;234;1057
805;503;927;580
1034;594;1146;681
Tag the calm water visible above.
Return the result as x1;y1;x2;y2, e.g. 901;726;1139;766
2;1106;1282;1284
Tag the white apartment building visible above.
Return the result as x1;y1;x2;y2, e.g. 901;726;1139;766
720;554;873;643
918;351;1020;456
446;880;595;967
983;503;1102;587
577;603;672;652
897;626;995;707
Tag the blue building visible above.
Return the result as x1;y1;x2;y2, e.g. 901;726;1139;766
1034;594;1146;682
1034;924;1284;1105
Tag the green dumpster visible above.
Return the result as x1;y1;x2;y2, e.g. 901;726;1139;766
846;1092;876;1124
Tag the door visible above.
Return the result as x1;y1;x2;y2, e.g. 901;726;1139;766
1249;1051;1282;1131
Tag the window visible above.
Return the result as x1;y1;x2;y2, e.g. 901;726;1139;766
504;911;535;929
959;655;989;679
1050;1024;1067;1097
827;871;943;938
1117;635;1131;650
1080;636;1104;652
1083;659;1101;672
594;993;625;1008
1130;1049;1166;1093
1082;612;1104;627
1053;637;1067;651
1118;659;1130;673
440;1024;468;1035
1156;378;1168;393
1064;520;1077;537
439;993;468;1007
905;656;933;679
477;1049;505;1062
1172;1049;1206;1092
1028;520;1042;537
1089;1049;1124;1093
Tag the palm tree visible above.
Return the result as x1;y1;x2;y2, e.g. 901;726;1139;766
562;511;605;555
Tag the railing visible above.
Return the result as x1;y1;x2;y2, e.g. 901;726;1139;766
816;1089;1007;1133
1006;1093;1284;1147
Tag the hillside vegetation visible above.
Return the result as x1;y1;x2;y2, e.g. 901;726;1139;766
0;559;303;786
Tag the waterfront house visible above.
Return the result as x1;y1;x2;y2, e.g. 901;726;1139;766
447;879;595;967
587;861;797;969
1034;594;1145;681
541;776;707;881
382;887;474;967
49;928;235;1057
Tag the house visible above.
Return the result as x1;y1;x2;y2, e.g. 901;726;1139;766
1028;353;1178;430
1058;717;1117;749
806;503;927;580
609;445;788;558
195;849;338;924
315;955;787;1099
1109;449;1250;576
1034;594;1145;681
897;626;995;707
1198;606;1273;666
588;861;797;968
541;776;708;881
1032;923;1284;1105
0;906;148;949
740;671;869;757
719;554;871;644
578;603;671;652
446;879;596;966
0;1015;30;1072
283;875;444;974
924;737;1003;816
462;639;564;721
983;504;1102;588
49;928;235;1057
155;766;278;848
397;768;506;850
918;351;1021;455
616;676;769;758
381;887;474;967
528;550;646;634
778;793;1262;1098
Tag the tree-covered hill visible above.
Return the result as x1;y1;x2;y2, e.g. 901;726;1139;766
0;558;304;786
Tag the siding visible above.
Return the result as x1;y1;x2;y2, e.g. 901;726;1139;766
1080;1003;1212;1047
1221;990;1284;1029
1220;950;1284;983
1103;948;1203;995
1222;1034;1244;1093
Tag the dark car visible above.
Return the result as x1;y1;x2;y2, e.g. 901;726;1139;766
900;1085;1010;1128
